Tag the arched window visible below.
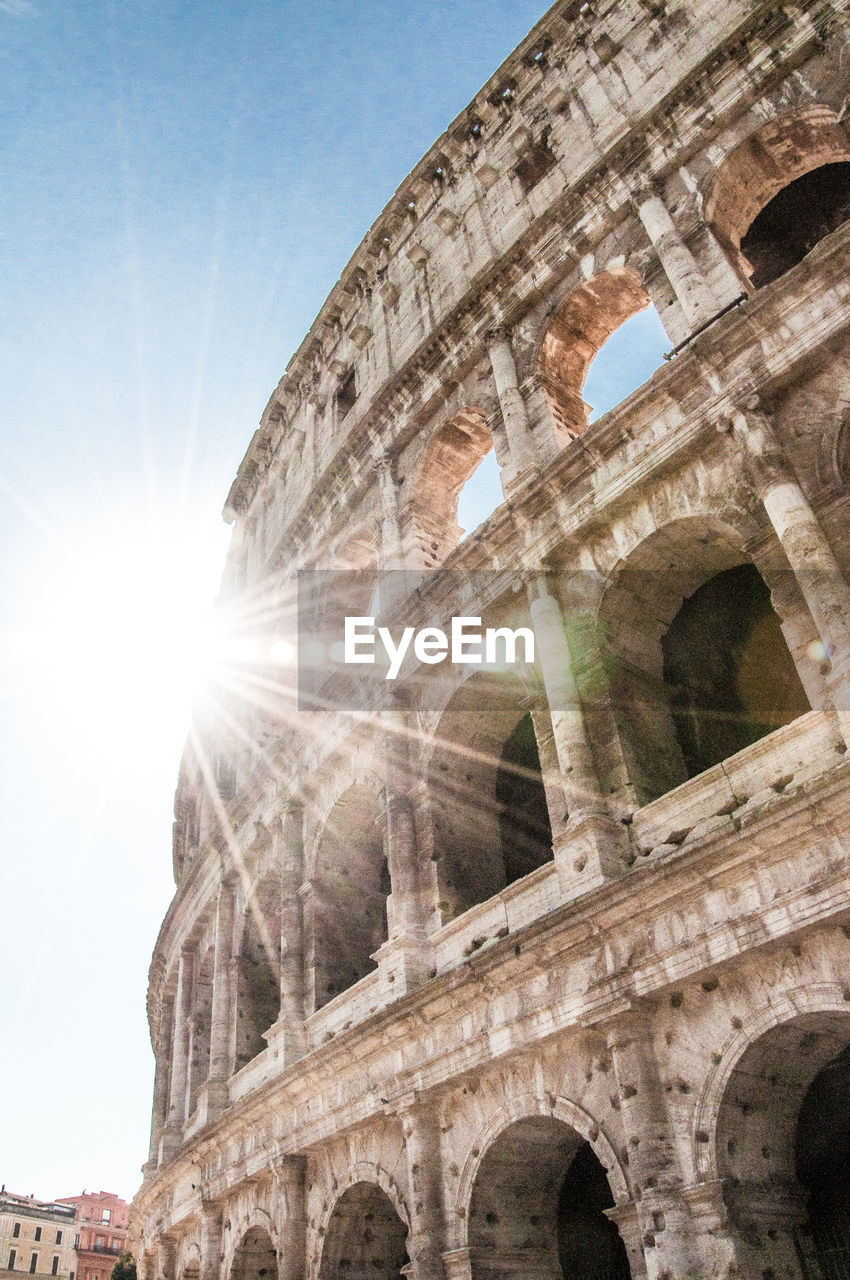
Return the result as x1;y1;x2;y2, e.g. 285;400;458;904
456;448;504;540
234;879;281;1070
715;1013;850;1278
429;671;552;921
539;268;667;441
662;563;810;780
318;1184;408;1280
705;106;850;290
186;941;213;1116
309;785;388;1010
468;1119;631;1279
412;409;500;565
600;525;811;803
229;1229;278;1280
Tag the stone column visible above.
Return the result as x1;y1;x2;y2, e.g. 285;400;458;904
606;1011;702;1279
160;946;194;1158
377;459;407;573
526;574;628;889
526;693;570;842
376;459;419;613
635;188;717;329
277;802;308;1065
199;1204;223;1280
157;1237;177;1280
374;712;434;996
271;1156;307;1280
732;404;850;739
401;1103;446;1280
199;878;236;1119
486;329;539;479
147;1000;173;1170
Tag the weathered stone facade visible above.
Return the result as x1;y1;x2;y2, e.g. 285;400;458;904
132;1;850;1277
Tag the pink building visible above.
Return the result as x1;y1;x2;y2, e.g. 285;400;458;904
54;1196;127;1280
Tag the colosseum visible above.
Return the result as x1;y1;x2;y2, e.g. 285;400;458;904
132;0;850;1277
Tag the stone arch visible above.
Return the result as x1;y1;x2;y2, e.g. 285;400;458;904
692;989;850;1278
186;936;214;1117
410;407;498;565
597;514;811;804
326;523;380;620
453;1094;631;1274
693;985;850;1184
427;667;552;923
234;874;281;1071
704;105;850;288
538;267;651;440
228;1226;278;1280
316;1178;409;1280
179;1241;201;1280
307;782;388;1010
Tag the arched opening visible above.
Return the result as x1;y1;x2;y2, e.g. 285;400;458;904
186;940;213;1116
412;409;499;565
539;268;659;441
705;106;850;290
468;1118;631;1279
309;785;388;1010
429;671;552;922
234;878;281;1070
796;1044;850;1276
229;1228;278;1280
457;449;504;540
583;306;670;423
330;527;379;618
662;563;810;780
600;523;811;804
740;162;850;288
715;1012;850;1279
317;1182;409;1280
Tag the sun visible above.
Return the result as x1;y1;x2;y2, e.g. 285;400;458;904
5;513;236;769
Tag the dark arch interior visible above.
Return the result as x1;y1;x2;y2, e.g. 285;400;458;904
312;789;389;1009
229;1228;278;1280
318;1183;409;1280
741;161;850;289
662;563;810;779
468;1119;631;1280
236;897;281;1070
430;698;553;922
795;1044;850;1276
495;712;553;886
558;1142;631;1280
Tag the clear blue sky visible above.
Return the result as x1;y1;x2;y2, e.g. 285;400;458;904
0;0;667;1203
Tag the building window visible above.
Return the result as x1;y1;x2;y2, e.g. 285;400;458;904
30;1253;38;1274
100;1213;110;1226
34;1230;42;1244
73;1239;79;1251
336;369;357;418
9;1250;17;1270
13;1225;21;1239
51;1260;59;1276
55;1234;62;1246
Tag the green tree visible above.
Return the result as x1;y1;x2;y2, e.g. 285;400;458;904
110;1253;137;1280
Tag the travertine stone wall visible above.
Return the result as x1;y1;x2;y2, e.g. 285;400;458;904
133;1;850;1278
